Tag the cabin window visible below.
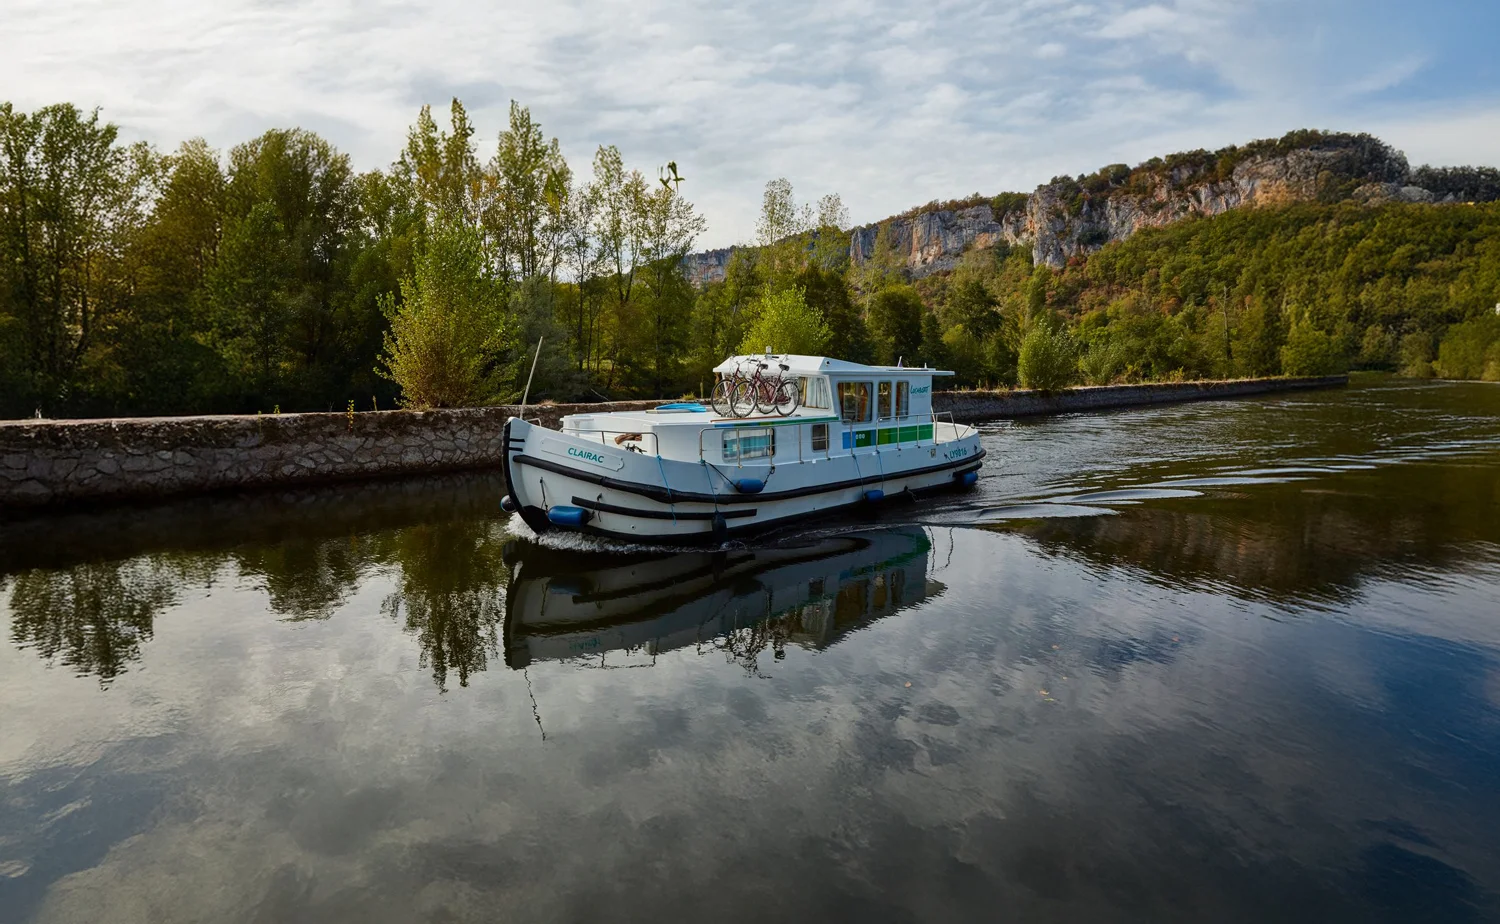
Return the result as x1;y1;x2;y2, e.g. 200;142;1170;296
799;376;831;409
896;381;910;418
877;381;893;420
838;382;872;423
811;423;828;452
723;427;774;462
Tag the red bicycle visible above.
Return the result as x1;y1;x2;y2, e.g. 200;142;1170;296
711;359;799;417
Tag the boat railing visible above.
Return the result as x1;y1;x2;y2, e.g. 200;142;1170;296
694;411;962;465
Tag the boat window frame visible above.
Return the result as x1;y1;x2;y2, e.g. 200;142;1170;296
896;381;910;419
723;427;775;462
837;381;873;424
811;422;829;452
877;381;893;420
799;375;832;409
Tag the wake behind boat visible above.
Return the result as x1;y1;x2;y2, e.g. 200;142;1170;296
500;354;984;542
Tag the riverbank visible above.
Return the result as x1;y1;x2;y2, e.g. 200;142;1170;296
0;376;1345;511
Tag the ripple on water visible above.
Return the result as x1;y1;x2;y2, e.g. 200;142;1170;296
978;503;1119;520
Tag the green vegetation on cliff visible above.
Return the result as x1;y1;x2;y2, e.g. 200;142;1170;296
915;199;1500;386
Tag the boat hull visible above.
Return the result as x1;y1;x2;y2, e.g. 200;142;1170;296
501;417;983;543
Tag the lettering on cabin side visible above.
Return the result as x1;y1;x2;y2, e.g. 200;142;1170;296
911;385;931;394
567;447;608;464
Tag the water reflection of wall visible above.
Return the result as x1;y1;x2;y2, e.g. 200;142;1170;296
1001;461;1500;607
502;527;943;672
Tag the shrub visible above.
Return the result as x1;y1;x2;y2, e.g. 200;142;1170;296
1017;324;1079;391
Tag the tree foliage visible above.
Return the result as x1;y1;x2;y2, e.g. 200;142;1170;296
738;285;831;357
379;223;513;408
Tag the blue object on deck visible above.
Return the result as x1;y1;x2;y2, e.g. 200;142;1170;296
863;489;885;503
500;495;518;512
733;478;765;494
656;402;708;411
546;505;592;528
955;470;979;487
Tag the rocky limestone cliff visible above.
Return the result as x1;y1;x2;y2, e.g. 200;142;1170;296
684;131;1481;283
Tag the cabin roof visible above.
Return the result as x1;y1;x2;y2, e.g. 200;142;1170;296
711;354;954;377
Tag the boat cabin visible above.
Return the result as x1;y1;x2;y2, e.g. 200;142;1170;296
557;354;955;467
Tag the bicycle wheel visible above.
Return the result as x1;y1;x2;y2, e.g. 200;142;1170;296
753;379;778;415
772;379;799;416
730;380;756;417
710;379;735;416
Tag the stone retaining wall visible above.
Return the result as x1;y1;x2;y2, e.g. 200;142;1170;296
936;375;1348;421
0;377;1345;511
0;400;658;511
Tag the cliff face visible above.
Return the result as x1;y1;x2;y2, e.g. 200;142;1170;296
685;132;1458;282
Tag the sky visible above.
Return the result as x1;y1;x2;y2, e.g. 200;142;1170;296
5;0;1500;248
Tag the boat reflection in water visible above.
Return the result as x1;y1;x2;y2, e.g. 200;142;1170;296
502;526;942;669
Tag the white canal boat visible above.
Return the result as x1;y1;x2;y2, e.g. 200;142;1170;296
500;354;984;542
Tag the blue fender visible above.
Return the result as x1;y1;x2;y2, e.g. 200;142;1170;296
863;489;885;503
733;478;765;494
955;470;979;488
546;505;593;528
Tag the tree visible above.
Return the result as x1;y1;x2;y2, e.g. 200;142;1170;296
490;101;566;281
812;192;850;272
1017;322;1079;390
1279;316;1346;376
379;223;514;408
868;285;924;364
396;99;482;228
798;263;870;362
0;103;140;410
739;285;831;356
757;177;812;279
635;180;706;394
591;145;650;386
223;128;364;400
207;202;293;398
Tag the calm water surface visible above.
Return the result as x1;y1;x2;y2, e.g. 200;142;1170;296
2;376;1499;922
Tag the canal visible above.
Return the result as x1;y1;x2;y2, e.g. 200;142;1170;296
2;375;1498;922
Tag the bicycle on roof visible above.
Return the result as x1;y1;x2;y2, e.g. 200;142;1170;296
710;356;800;418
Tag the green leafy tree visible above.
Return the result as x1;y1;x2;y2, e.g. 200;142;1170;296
1279;316;1347;376
379;223;514;408
397;99;482;227
207;202;294;399
1017;322;1079;390
0;103;141;411
797;263;870;362
739;285;831;356
868;285;924;364
1434;316;1500;379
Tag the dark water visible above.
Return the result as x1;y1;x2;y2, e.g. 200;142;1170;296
3;375;1499;923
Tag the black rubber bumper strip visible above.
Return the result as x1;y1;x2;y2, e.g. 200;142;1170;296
571;497;757;520
508;447;985;506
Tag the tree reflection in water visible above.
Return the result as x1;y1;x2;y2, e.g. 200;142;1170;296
379;521;509;692
5;559;179;685
236;537;367;621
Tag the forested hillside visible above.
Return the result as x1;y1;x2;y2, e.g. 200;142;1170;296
3;104;1498;421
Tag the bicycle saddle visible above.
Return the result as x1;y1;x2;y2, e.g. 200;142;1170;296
778;363;789;371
